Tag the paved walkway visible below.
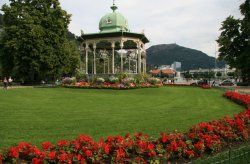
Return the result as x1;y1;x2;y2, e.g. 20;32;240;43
220;86;250;94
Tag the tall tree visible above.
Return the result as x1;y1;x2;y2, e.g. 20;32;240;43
0;0;79;83
217;0;250;82
0;13;3;27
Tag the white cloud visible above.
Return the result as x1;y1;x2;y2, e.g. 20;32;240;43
0;0;244;56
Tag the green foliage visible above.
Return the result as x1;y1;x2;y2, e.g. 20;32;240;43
204;71;215;79
147;77;161;85
0;0;79;83
184;71;192;79
108;76;119;84
217;0;250;82
61;77;76;85
0;13;3;28
116;73;128;81
217;16;242;68
193;143;250;164
227;72;235;77
75;71;87;81
216;72;222;77
134;73;148;83
193;72;200;79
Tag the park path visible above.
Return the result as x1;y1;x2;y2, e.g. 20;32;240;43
220;86;250;94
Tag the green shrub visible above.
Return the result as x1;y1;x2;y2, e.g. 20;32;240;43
147;77;161;85
96;77;105;84
109;76;119;84
61;77;76;85
134;74;149;83
76;72;87;81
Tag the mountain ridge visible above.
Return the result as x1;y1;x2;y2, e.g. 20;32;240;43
146;44;224;71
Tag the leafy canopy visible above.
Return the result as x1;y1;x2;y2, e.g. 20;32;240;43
0;0;79;83
217;0;250;82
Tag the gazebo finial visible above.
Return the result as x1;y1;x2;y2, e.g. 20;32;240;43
111;0;118;12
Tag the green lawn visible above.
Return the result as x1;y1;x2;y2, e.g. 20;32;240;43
0;86;244;148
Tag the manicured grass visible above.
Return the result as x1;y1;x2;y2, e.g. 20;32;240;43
0;86;244;148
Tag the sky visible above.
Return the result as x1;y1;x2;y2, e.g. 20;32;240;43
0;0;244;57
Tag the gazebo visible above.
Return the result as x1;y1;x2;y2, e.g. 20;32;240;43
80;2;149;76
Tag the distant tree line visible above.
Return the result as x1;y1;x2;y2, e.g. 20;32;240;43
0;0;80;84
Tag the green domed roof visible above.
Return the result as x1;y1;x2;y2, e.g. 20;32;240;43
99;4;129;33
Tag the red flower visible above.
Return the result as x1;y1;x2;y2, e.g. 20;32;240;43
32;158;43;164
17;142;31;151
103;144;109;154
42;142;52;151
161;136;167;143
116;148;125;161
186;149;194;158
58;140;69;147
77;154;81;161
147;143;154;151
0;154;3;163
206;125;214;132
48;151;56;160
33;147;41;156
189;133;195;138
148;151;156;157
169;141;177;152
85;150;92;157
194;141;204;151
59;153;68;163
80;158;86;164
9;148;19;158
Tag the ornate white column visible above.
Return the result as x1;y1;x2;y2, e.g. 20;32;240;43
128;57;131;73
107;58;110;74
143;45;147;74
120;41;124;73
85;43;89;74
111;41;115;74
135;53;138;74
93;43;97;74
137;44;141;74
144;55;147;74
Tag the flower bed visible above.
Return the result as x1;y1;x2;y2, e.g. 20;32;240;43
199;84;211;89
223;91;250;108
0;92;249;163
63;81;162;90
164;84;191;87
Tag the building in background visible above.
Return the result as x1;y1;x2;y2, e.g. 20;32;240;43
171;61;181;71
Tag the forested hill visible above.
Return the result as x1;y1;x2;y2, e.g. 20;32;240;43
147;44;225;71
